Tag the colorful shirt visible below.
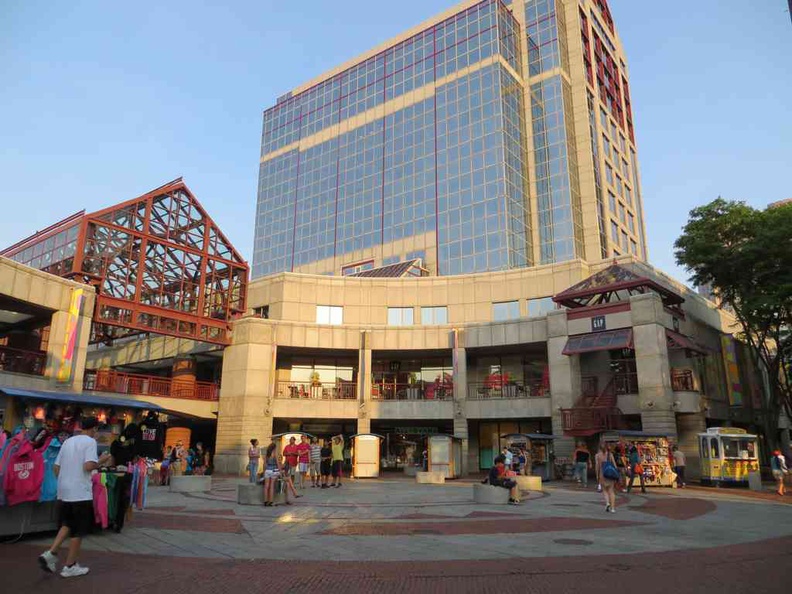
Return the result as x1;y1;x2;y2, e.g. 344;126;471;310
283;444;299;467
297;442;311;464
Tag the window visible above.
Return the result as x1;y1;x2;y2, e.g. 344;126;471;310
421;306;448;325
608;191;616;213
600;109;608;129
406;250;426;263
528;297;556;317
618;203;626;223
630;239;637;254
701;438;709;459
621;231;629;251
710;438;719;458
605;162;613;185
619;134;626;153
388;307;414;326
341;260;374;276
382;255;400;267
621;159;630;179
253;305;269;319
628;213;635;233
611;220;619;242
602;134;610;159
493;301;520;321
625;184;633;206
316;305;343;325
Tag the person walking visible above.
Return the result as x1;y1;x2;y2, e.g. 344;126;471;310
296;434;311;489
573;443;591;488
39;417;111;578
248;439;261;483
309;437;322;487
672;445;687;488
331;435;344;487
320;439;332;488
262;442;280;506
595;443;618;513
626;441;647;494
771;449;788;496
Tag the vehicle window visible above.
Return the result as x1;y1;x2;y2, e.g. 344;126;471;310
701;438;709;459
722;438;740;458
710;438;719;458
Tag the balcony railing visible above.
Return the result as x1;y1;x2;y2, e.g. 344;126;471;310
671;368;696;392
0;345;47;376
561;406;624;436
84;369;219;401
371;382;452;400
467;382;549;399
275;381;357;400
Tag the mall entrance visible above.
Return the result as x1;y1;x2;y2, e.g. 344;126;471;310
371;420;454;472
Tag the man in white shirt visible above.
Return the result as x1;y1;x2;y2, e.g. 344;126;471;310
672;446;686;488
39;417;111;578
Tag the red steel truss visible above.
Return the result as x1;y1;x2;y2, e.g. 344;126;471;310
1;178;248;346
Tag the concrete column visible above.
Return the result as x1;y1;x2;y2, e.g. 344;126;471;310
630;293;677;439
547;310;578;459
46;303;92;390
357;330;372;435
676;412;706;480
452;335;469;474
214;320;276;475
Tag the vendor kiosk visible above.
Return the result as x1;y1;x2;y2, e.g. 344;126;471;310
351;433;384;478
601;430;675;487
500;433;556;480
698;427;759;486
427;434;463;479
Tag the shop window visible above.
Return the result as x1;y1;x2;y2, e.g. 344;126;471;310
493;301;520;321
527;297;555;317
253;305;269;319
388;307;414;326
316;305;343;325
421;306;448;325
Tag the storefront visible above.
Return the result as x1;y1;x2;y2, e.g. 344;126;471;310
371;421;453;471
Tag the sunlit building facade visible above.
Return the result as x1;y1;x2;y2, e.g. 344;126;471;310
253;0;647;278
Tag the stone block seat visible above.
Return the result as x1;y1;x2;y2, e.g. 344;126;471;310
416;471;445;484
169;475;212;493
515;475;542;492
237;483;265;505
473;483;511;504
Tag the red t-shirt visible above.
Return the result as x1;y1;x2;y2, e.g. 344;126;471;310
296;443;311;463
283;444;299;467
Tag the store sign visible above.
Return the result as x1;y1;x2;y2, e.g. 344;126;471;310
591;315;606;332
393;427;438;435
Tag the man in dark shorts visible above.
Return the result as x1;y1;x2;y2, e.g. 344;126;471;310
39;417;111;578
320;439;333;488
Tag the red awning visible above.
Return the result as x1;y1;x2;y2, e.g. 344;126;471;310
562;329;633;355
666;329;709;355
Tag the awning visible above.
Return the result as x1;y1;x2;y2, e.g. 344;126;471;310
562;329;633;355
666;329;709;355
500;433;556;441
0;386;163;411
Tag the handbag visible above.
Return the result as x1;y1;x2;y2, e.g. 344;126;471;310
635;463;644;475
602;460;619;481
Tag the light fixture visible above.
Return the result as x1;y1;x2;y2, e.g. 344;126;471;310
33;406;46;421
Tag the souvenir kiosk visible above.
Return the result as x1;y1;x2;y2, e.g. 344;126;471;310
351;433;384;478
697;427;759;486
500;433;556;480
427;434;463;479
601;430;676;487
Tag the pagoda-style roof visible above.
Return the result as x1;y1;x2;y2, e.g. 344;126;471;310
553;263;684;312
1;178;248;346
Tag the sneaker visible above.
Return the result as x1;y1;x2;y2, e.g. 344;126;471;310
597;485;602;493
508;499;520;505
60;563;90;578
605;505;611;513
609;508;616;514
38;550;57;574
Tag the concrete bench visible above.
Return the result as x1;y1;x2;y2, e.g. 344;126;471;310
515;475;542;492
237;483;287;505
170;475;212;493
416;471;445;484
403;466;418;477
473;483;511;504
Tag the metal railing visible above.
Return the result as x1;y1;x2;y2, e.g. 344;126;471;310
371;382;453;400
275;381;357;400
0;345;47;376
671;368;696;392
561;406;624;435
84;369;219;401
467;382;549;399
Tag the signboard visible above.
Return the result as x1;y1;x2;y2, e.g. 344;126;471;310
393;427;439;436
720;335;743;407
591;315;606;332
57;288;85;383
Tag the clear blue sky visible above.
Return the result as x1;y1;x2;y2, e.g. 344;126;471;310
2;0;790;282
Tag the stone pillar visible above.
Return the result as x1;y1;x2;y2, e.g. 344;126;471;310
676;412;706;480
357;330;372;435
631;293;677;440
171;356;197;399
214;319;276;475
452;330;469;474
547;310;578;459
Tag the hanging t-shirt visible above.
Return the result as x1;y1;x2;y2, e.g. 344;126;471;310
111;438;136;467
136;421;163;459
55;434;98;502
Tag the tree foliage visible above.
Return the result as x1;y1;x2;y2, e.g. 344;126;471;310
675;198;792;443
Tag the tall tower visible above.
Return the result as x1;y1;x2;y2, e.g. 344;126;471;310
252;0;646;279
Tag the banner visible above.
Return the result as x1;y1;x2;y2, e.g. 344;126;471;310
57;288;85;383
720;335;742;407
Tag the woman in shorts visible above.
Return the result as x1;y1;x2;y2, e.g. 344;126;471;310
262;443;280;506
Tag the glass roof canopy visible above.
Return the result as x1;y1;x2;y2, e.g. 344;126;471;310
1;178;248;346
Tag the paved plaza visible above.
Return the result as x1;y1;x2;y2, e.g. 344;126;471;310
3;476;791;592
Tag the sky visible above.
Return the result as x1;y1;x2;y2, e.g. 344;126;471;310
1;0;790;284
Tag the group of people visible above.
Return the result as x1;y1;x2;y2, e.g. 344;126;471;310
499;446;533;476
248;434;346;506
159;441;210;485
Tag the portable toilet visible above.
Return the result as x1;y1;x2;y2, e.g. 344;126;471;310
352;433;384;478
427;434;463;479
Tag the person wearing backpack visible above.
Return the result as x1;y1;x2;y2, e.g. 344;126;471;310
771;450;788;496
595;442;619;513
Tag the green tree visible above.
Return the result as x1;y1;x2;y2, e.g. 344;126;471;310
674;198;792;449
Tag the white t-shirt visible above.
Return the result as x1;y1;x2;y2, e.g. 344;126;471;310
673;450;686;467
55;434;98;502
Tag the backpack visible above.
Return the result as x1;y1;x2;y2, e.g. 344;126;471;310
602;460;619;481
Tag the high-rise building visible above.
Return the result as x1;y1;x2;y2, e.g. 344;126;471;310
252;0;647;279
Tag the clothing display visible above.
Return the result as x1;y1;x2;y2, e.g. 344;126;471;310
137;414;164;460
39;437;61;502
130;459;149;510
91;473;109;529
3;437;45;506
